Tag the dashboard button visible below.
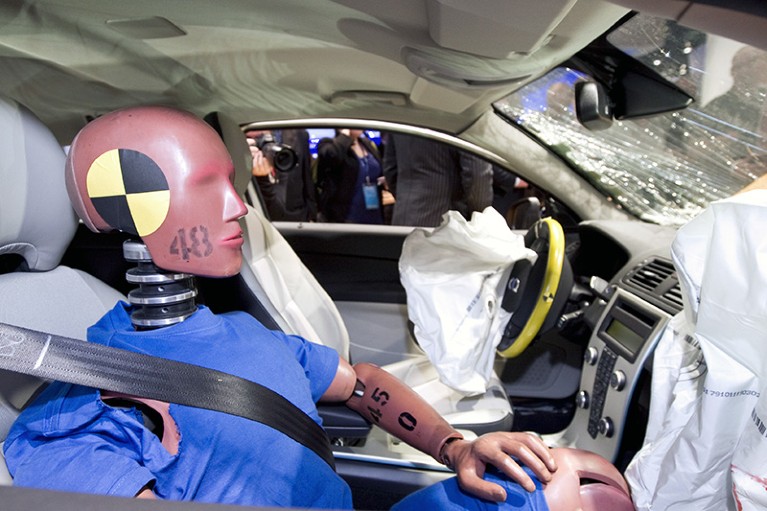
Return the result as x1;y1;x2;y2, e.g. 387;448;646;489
584;346;599;366
598;417;614;438
576;390;590;409
610;370;627;391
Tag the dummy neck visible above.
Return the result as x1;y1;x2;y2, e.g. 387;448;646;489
123;240;198;330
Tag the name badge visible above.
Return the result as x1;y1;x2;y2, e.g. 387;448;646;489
363;183;380;210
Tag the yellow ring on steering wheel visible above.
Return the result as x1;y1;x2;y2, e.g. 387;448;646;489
498;217;565;358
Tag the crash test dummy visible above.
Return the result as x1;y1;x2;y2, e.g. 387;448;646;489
3;106;562;509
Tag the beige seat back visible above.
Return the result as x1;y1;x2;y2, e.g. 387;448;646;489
239;198;350;357
0;96;125;484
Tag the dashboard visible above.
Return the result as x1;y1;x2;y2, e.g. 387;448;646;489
550;219;681;465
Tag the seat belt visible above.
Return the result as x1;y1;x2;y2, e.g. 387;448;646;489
0;322;335;469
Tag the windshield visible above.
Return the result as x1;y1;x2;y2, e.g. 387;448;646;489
495;14;767;225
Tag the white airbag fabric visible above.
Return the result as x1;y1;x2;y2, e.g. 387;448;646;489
399;207;536;395
240;204;350;357
625;190;767;511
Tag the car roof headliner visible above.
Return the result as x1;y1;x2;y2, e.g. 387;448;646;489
0;0;630;142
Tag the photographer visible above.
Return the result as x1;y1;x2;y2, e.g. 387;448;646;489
246;129;318;221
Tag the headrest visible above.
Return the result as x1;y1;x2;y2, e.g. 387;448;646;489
0;96;77;271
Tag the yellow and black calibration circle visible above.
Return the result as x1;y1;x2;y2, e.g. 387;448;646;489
86;149;171;236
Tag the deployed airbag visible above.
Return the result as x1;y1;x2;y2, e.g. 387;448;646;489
625;190;767;511
399;207;536;395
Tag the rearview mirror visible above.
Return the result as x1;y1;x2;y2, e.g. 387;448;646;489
569;36;694;129
575;81;613;131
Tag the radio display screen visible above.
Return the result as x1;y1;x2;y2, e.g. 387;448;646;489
598;297;661;362
605;317;646;357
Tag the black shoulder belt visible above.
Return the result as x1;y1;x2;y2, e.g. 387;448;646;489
0;322;335;469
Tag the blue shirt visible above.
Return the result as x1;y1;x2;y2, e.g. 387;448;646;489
392;466;549;511
4;303;352;509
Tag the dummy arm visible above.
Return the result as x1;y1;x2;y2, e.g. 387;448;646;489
342;362;462;463
333;361;557;501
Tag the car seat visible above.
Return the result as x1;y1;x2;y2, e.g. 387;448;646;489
205;112;513;434
0;96;126;484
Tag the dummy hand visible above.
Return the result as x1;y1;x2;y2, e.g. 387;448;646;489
248;139;275;178
442;432;557;502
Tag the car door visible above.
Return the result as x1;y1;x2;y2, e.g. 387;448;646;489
275;220;420;366
265;126;586;434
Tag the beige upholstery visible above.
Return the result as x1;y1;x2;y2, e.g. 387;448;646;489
0;96;125;484
239;199;350;357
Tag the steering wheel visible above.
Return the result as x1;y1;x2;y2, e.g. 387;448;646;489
497;217;566;358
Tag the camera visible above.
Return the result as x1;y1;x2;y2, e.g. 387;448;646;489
254;133;297;172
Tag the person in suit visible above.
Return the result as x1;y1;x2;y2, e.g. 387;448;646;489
382;132;494;227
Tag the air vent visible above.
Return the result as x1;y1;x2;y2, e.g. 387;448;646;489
626;258;674;291
662;282;684;310
621;257;683;314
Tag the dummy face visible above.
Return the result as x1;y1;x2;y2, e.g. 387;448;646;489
65;106;248;278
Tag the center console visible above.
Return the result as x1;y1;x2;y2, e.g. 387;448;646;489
552;288;670;462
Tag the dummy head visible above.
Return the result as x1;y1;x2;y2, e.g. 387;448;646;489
65;106;247;278
543;448;634;511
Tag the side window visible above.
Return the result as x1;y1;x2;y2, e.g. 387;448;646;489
247;126;567;230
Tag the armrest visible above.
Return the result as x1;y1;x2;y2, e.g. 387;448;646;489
318;403;372;439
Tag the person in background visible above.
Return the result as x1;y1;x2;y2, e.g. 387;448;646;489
316;129;393;224
246;128;318;222
492;165;539;229
382;132;493;227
